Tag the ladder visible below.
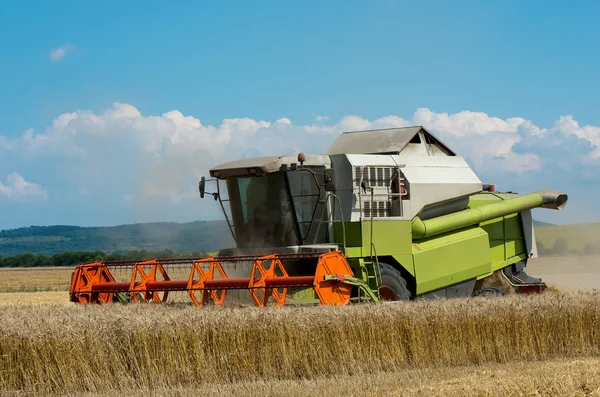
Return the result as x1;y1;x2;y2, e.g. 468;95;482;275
358;255;382;302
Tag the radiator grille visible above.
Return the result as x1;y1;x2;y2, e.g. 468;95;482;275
363;201;392;218
355;166;394;187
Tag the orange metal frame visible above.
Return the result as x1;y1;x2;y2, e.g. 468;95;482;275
69;251;354;307
69;262;117;304
187;257;228;307
129;260;171;303
249;255;288;307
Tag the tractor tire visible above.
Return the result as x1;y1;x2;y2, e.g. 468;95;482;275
474;287;505;297
473;270;514;296
377;263;411;301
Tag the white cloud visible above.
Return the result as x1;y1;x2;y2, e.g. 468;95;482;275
339;115;372;131
414;109;541;174
49;44;75;62
275;117;291;125
0;135;15;150
2;103;599;224
314;114;329;122
372;115;412;130
551;115;600;159
413;108;525;136
0;173;47;200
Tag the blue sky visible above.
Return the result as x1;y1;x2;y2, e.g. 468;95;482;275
1;0;599;229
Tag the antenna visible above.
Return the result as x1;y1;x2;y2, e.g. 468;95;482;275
278;150;295;159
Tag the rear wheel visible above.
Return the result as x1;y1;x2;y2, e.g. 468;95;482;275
377;263;411;301
473;270;514;297
474;287;505;297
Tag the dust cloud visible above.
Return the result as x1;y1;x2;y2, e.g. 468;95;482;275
528;254;600;291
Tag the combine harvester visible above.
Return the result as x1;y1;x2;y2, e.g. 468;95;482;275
70;126;568;307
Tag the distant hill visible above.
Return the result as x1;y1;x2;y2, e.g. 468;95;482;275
533;220;554;227
534;222;600;255
0;221;235;257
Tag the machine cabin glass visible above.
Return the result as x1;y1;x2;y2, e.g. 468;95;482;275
225;167;325;249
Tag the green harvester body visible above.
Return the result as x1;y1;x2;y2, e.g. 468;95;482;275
205;126;567;301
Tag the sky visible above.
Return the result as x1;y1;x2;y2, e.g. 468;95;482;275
0;0;599;229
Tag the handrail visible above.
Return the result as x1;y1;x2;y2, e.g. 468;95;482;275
216;180;237;242
357;165;407;220
313;192;346;254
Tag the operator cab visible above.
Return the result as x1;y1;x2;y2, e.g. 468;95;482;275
200;153;334;255
199;126;482;256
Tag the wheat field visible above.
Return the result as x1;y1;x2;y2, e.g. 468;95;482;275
1;291;600;396
2;261;600;395
0;266;73;292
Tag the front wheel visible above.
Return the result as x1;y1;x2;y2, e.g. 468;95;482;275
377;263;411;301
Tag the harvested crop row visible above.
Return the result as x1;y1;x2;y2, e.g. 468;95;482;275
1;291;600;395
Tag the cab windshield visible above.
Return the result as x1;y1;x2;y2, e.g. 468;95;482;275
225;168;325;249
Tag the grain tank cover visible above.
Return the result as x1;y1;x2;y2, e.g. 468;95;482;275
323;126;455;156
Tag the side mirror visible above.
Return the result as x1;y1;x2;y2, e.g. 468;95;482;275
324;168;336;191
199;177;206;198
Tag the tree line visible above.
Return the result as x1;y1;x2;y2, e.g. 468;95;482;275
0;221;234;257
0;249;209;268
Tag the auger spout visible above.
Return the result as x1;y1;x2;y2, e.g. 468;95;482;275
411;190;568;240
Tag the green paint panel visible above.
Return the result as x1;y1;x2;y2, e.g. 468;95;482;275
391;254;415;276
480;213;526;271
361;220;412;255
504;214;524;238
344;247;363;258
335;220;415;277
488;243;508;266
480;218;505;239
333;222;362;247
361;220;415;275
413;227;491;294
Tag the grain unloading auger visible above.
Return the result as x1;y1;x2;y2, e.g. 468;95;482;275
71;126;569;306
